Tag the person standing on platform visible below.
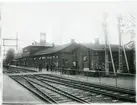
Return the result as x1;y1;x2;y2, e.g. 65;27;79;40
46;64;49;71
52;63;55;71
39;64;42;72
34;62;37;71
73;61;76;69
45;62;47;71
50;65;53;71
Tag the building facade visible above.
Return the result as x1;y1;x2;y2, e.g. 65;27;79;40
14;40;134;73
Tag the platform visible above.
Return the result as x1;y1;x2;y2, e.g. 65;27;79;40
3;74;44;104
6;66;136;90
10;65;37;72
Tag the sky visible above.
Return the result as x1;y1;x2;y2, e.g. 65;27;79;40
1;2;136;52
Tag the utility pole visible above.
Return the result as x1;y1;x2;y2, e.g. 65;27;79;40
102;13;109;75
117;16;123;73
3;33;18;57
122;42;130;73
108;40;116;75
16;32;18;51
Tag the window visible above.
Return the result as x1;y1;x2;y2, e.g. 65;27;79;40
62;59;68;67
42;57;45;59
83;56;87;61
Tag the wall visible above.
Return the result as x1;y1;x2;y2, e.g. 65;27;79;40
72;44;90;70
59;52;73;69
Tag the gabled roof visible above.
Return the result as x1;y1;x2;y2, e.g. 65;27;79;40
82;43;119;51
34;43;72;56
29;42;53;47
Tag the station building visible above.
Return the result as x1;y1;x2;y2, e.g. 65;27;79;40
14;39;134;73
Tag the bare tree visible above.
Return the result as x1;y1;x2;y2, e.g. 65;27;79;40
5;48;15;64
117;14;136;73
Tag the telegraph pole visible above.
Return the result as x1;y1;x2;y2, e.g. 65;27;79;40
3;33;18;57
117;16;123;73
16;32;18;51
102;13;109;75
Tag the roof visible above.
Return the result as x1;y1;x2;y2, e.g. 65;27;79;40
30;42;53;47
34;43;72;56
23;42;53;49
82;43;119;51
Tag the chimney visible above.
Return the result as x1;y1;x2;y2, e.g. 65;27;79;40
71;38;75;43
40;33;46;44
52;42;55;47
95;38;100;44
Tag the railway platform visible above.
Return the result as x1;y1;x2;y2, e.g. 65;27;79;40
6;66;136;90
3;74;44;104
9;65;37;72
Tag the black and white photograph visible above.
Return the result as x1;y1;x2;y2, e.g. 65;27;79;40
1;0;136;104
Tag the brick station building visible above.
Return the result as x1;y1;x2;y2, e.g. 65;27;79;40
14;39;134;73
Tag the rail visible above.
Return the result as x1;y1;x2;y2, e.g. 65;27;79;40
10;76;56;104
10;75;89;103
52;67;135;90
26;74;136;102
5;66;135;90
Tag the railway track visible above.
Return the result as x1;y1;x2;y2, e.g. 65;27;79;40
39;74;135;94
10;76;57;104
10;74;136;103
6;65;136;103
26;75;121;103
31;74;136;102
10;75;90;104
3;67;36;74
3;68;20;74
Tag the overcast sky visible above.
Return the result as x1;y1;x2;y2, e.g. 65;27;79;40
1;2;136;51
